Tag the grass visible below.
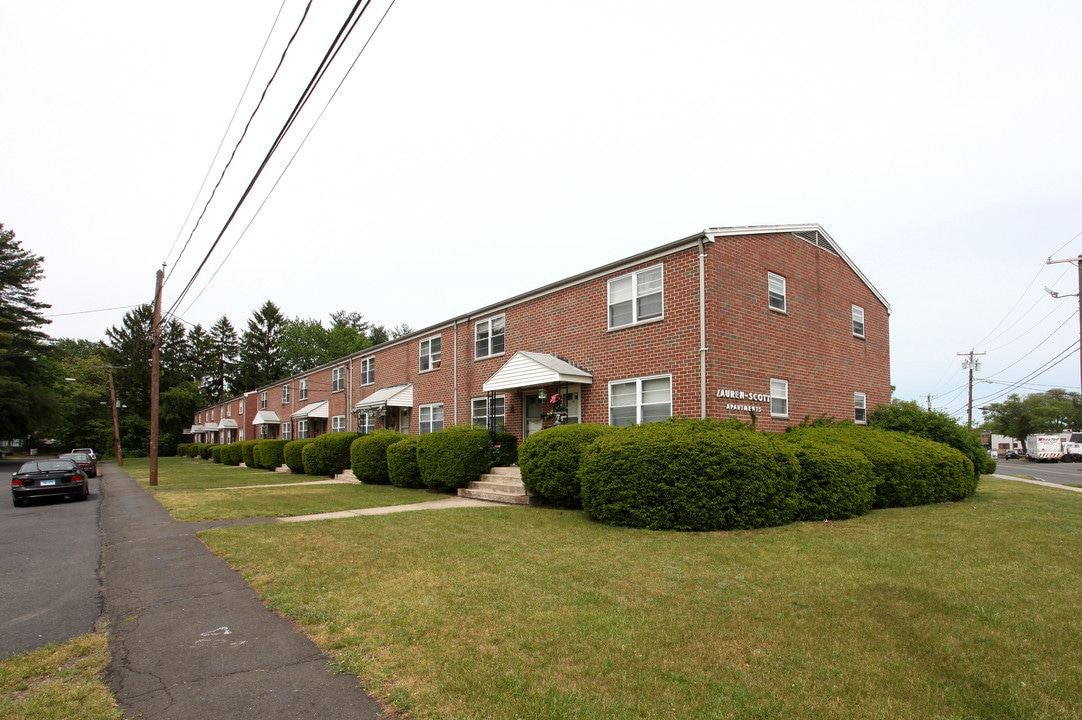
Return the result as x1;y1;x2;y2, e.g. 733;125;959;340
126;456;436;521
0;632;121;720
198;478;1082;720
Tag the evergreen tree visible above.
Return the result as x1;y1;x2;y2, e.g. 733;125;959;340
236;300;286;389
207;315;239;400
0;223;55;442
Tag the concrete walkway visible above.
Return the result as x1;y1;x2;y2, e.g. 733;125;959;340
989;473;1082;493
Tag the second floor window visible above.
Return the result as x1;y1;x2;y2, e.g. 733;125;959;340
360;357;374;386
852;305;865;338
299;378;308;401
768;272;787;312
475;316;506;358
609;265;663;329
259;392;267;409
282;385;290;404
420;336;441;371
332;367;345;392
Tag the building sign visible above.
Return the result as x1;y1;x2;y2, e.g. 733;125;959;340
716;387;769;413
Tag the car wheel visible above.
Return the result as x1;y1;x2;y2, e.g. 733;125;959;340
13;496;24;507
78;485;90;501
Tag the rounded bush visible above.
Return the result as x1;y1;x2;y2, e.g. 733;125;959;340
284;438;317;474
780;434;876;521
220;442;244;466
350;430;404;485
387;436;424;488
417;426;493;493
211;445;224;464
519;424;619;508
303;432;360;477
253;440;288;471
580;421;799;531
239;440;260;468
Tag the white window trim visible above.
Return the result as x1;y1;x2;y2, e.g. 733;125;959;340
770;378;789;418
360;356;375;386
472;395;506;429
420;335;442;372
608;264;665;330
281;422;292;440
331;415;346;433
297;419;310;439
299;378;309;401
852;305;865;338
260;391;267;409
332;367;345;393
854;392;868;424
608;374;673;426
475;315;506;359
282;384;290;404
419;403;445;434
768;272;787;313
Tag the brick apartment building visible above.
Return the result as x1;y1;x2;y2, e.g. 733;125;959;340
187;224;891;444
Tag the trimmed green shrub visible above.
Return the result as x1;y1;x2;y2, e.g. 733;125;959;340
870;400;990;479
491;431;518;467
780;434;876;521
350;430;404;485
239;440;260;467
519;424;620;508
219;442;243;466
387;435;424;488
580;421;799;531
417;426;493;493
253;440;288;471
211;445;224;464
303;432;361;477
284;438;317;474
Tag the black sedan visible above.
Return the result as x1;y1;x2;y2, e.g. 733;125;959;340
11;459;89;506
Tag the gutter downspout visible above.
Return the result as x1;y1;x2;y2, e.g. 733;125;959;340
698;235;710;419
453;319;459;425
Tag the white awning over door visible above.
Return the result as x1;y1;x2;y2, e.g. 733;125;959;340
482;352;593;392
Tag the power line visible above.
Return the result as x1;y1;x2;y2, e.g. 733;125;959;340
179;0;401;318
164;0;377;321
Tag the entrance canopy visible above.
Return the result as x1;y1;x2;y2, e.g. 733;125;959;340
354;383;413;410
251;410;281;425
218;418;238;429
483;351;593;392
291;400;329;420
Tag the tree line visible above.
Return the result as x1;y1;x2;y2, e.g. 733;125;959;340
0;221;410;456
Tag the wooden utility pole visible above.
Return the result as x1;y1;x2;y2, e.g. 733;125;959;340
1045;255;1082;396
106;368;124;467
958;350;986;428
149;268;163;486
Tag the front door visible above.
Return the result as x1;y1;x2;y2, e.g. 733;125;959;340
524;392;543;437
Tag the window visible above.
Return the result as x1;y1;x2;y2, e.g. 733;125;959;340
770;379;789;418
226;404;231;417
420;336;442;371
331;415;346;433
852;305;865;338
608;265;664;329
472;396;506;429
419;404;444;434
297;419;310;439
475;316;506;358
332;367;345;392
282;384;290;404
259;424;270;440
609;375;672;427
357;412;374;435
854;392;867;424
768;272;787;312
299;378;308;401
360;357;374;386
281;422;292;441
259;391;267;409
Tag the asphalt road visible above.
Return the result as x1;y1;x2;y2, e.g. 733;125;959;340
0;457;103;657
995;457;1082;486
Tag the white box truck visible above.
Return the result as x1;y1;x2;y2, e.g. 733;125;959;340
1025;434;1062;462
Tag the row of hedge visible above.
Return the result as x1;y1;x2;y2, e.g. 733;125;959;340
518;419;979;531
177;429;520;492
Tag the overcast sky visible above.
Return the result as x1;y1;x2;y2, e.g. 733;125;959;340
2;0;1080;423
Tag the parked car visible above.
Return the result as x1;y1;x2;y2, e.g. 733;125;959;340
1005;449;1022;460
11;458;89;506
59;452;97;478
72;447;97;462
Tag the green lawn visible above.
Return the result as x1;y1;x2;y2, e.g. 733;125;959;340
0;632;121;720
123;456;310;489
198;478;1082;719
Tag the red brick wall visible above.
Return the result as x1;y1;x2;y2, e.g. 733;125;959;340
196;230;891;440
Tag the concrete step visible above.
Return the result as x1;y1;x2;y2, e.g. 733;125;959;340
457;467;533;505
457;487;533;505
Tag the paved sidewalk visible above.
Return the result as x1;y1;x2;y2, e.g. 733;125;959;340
100;464;388;719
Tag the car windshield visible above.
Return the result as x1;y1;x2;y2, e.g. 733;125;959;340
60;453;89;462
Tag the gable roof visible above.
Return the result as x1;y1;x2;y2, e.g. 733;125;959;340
483;352;593;392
